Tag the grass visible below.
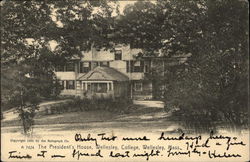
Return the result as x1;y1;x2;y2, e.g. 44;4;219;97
1;110;120;127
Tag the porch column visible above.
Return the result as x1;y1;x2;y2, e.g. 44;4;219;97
64;81;66;90
130;82;133;99
84;82;88;90
111;82;114;91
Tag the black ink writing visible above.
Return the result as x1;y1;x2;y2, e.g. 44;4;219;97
75;133;98;146
72;149;103;160
8;151;32;159
37;151;47;158
159;132;201;144
167;148;191;157
133;150;160;161
98;133;117;141
51;154;66;158
208;150;241;159
110;151;130;158
122;136;150;141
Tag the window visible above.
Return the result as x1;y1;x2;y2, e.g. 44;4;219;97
134;82;142;91
108;83;112;91
126;61;145;73
66;80;75;89
126;61;130;72
92;62;98;69
82;82;86;91
145;65;149;73
133;61;141;72
100;61;110;67
114;50;122;60
91;83;107;93
133;61;144;72
65;62;75;71
59;80;64;90
144;60;151;73
55;65;64;72
80;62;91;73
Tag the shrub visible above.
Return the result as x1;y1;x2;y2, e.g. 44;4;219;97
170;108;218;134
42;96;133;115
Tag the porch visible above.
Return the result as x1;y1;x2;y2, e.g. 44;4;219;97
76;81;114;98
77;66;129;99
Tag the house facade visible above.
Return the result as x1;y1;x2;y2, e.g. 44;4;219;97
55;45;153;100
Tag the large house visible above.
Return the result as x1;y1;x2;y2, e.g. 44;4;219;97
55;45;153;100
55;44;190;100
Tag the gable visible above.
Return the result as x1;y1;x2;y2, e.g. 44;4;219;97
78;66;129;81
87;72;107;80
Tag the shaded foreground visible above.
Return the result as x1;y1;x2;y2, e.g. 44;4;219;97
1;100;248;136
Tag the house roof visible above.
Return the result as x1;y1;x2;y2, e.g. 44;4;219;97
78;66;129;81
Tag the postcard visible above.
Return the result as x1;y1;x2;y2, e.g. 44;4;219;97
1;0;249;161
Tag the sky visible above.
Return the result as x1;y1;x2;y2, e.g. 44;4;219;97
118;1;136;13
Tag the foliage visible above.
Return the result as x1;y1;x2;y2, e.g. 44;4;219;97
1;0;248;133
2;1;59;108
46;97;133;115
167;0;249;132
49;0;117;56
1;1;117;133
117;0;249;132
1;0;118;106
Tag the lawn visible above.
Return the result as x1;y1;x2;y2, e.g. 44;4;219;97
1;110;120;127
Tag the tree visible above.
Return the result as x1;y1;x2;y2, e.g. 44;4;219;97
1;0;117;134
51;0;117;57
116;0;248;133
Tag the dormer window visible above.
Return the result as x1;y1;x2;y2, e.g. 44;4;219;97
114;50;122;60
133;61;144;72
126;60;145;73
80;62;91;73
65;62;75;71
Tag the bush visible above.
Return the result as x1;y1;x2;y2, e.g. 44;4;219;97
169;104;248;134
44;97;133;114
170;108;218;134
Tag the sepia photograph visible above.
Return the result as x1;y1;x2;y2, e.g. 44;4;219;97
1;0;249;161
